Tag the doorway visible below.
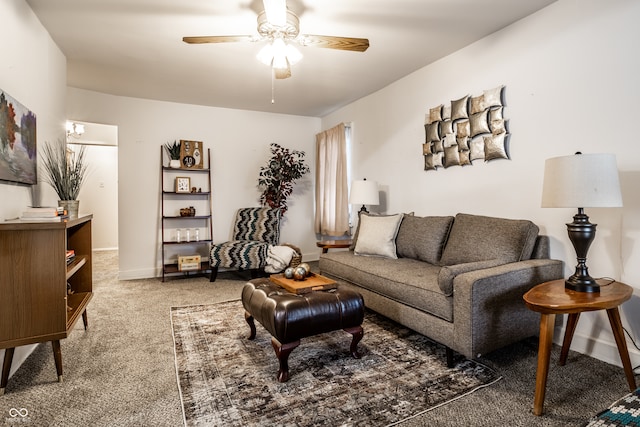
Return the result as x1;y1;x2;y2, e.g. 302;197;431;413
67;120;118;250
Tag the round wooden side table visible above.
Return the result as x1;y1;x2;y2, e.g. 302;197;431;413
316;239;352;253
523;279;636;416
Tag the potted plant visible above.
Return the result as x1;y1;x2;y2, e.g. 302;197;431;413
40;138;88;218
165;141;181;168
258;143;310;216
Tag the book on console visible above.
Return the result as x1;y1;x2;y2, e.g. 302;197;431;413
19;215;69;222
21;207;66;218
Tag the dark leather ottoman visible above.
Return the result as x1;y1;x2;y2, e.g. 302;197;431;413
241;278;365;382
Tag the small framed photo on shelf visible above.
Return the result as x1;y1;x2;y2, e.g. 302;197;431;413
175;177;191;193
179;140;203;169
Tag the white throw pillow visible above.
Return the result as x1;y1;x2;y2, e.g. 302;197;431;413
354;213;403;259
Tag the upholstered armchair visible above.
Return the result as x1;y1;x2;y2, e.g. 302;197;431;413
209;207;281;282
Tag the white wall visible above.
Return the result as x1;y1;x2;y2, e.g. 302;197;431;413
323;0;640;366
0;0;68;378
69;143;119;250
66;88;321;279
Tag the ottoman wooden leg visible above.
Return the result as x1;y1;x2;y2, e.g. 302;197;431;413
344;326;364;359
271;338;299;383
245;311;256;340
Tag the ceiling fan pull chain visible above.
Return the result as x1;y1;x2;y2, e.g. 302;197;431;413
271;68;276;104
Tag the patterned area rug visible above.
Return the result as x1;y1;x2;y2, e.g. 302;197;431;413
170;301;501;426
585;388;640;426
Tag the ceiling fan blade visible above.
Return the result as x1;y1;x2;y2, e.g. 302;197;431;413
263;0;287;27
298;35;369;52
182;35;257;44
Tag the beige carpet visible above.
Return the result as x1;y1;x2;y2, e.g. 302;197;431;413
0;250;634;426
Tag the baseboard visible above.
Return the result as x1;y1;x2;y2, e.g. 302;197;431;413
303;251;320;262
118;268;159;280
556;325;640;369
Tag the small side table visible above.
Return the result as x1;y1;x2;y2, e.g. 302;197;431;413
523;279;636;416
316;239;352;254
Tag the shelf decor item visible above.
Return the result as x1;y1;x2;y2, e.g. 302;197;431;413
258;143;310;216
40;138;88;218
164;141;181;168
178;255;201;271
179;140;203;169
175;177;190;193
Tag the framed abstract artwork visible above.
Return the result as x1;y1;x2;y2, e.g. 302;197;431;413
0;89;37;185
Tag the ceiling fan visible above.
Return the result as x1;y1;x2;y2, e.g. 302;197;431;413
183;0;370;79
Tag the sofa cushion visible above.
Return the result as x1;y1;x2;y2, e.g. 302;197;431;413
439;213;539;266
354;213;403;259
320;251;453;321
350;212;413;251
396;215;454;264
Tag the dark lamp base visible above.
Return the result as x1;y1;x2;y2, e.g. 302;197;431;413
565;275;600;293
565;207;599;293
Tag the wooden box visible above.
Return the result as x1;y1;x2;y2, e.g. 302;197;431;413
178;255;201;271
270;272;337;294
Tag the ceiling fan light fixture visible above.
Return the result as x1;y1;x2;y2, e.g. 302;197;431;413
272;55;288;70
285;44;302;65
258;37;301;70
257;43;275;66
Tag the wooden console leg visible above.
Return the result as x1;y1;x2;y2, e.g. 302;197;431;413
344;326;364;359
245;311;257;340
1;347;15;395
559;313;579;366
271;338;299;383
51;340;63;382
82;310;89;330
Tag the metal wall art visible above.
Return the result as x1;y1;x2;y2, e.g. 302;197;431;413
423;85;509;171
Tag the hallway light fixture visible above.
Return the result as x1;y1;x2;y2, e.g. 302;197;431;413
66;121;85;139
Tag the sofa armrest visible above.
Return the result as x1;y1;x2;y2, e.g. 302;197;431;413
438;259;504;296
451;258;564;359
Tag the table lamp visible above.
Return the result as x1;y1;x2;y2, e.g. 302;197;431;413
349;179;379;214
541;152;623;292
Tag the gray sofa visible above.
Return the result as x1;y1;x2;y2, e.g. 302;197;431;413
319;212;563;364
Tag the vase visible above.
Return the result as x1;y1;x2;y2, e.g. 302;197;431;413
169;159;181;168
58;200;79;218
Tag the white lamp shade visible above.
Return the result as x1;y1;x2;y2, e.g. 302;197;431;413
349;180;379;206
541;153;623;208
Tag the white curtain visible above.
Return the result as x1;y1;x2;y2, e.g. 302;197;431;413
314;123;349;236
